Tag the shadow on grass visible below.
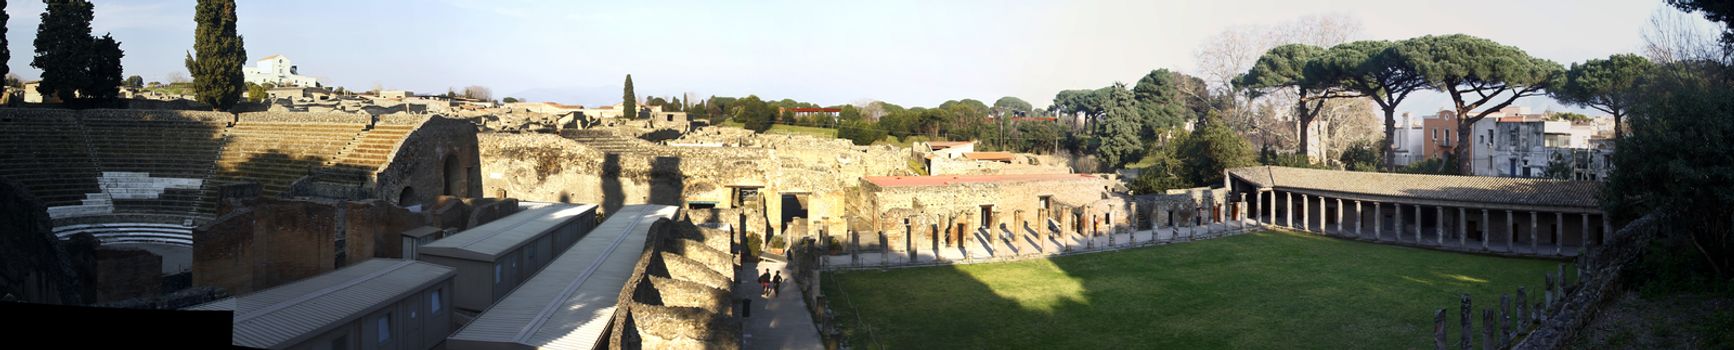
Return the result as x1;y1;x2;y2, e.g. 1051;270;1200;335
823;230;1567;349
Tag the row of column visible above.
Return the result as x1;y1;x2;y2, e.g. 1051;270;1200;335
1252;189;1612;256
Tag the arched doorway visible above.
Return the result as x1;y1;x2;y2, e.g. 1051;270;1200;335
443;155;461;197
399;187;416;207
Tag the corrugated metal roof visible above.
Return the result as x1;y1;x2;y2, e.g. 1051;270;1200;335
1226;166;1602;211
446;205;679;350
420;202;598;261
185;259;455;349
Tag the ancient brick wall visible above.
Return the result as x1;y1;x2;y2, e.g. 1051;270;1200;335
93;248;162;303
0;178;86;305
193;198;429;295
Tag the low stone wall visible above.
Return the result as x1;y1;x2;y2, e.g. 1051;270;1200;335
1513;212;1663;349
1418;211;1663;350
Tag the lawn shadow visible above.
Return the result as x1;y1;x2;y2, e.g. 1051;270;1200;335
827;229;1569;349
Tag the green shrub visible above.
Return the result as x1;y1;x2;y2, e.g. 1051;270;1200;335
744;233;764;257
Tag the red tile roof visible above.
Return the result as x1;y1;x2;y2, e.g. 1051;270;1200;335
864;174;1098;188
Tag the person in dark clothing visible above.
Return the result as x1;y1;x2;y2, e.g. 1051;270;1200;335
770;271;784;297
757;269;771;297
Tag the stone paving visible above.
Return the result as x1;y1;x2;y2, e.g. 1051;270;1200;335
736;255;824;350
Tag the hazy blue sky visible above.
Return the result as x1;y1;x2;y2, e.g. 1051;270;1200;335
0;0;1703;114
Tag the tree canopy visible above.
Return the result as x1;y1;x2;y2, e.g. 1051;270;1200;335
1238;43;1344;161
1133;69;1200;137
1398;34;1562;174
992;96;1032;115
1094;83;1144;169
1554;53;1653;139
1306;39;1429;171
33;0;95;104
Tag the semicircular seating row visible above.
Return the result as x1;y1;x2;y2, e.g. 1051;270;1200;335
0;109;417;247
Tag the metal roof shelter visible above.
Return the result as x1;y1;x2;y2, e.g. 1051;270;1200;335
187;259;456;349
418;202;600;313
445;204;679;350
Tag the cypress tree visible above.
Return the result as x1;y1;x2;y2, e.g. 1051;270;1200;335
622;74;636;119
1;0;9;83
83;34;122;103
186;0;246;111
32;0;95;103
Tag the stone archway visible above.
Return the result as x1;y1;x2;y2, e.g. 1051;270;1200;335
399;186;416;207
442;154;461;197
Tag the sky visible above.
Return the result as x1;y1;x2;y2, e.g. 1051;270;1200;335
1;0;1711;115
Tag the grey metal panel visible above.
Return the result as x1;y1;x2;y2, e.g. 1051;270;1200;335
447;205;678;350
186;259;456;349
420;203;599;261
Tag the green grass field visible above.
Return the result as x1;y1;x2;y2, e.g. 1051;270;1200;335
822;230;1568;349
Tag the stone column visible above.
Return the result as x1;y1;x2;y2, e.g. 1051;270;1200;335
1127;203;1138;244
1555;212;1565;256
1459;207;1468;248
1582;213;1591;249
1460;294;1472;350
1268;191;1277;225
1482;209;1491;251
1255;191;1264;224
850;230;859;265
1416;204;1424;243
990;211;1004;257
1310;194;1324;232
931;219;942;262
1437;206;1445;246
879;231;889;267
1285;192;1294;228
1530;211;1539;254
1374;202;1383;240
1302;194;1311;232
905;220;915;263
1355;200;1364;237
1394;203;1403;242
1505;210;1515;252
1336;198;1344;236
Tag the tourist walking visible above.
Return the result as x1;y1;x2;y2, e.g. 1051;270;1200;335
771;271;784;297
756;268;769;296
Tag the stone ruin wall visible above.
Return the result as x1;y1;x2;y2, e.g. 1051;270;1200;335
854;176;1133;246
478;127;915;242
192;195;487;296
375;116;485;208
607;219;742;350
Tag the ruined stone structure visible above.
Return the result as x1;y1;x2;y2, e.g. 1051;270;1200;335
479;126;914;247
0;108;483;300
608;212;742;349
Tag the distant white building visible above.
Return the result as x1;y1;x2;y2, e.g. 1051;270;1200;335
243;54;318;87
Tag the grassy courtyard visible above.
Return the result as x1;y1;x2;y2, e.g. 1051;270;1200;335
822;230;1569;349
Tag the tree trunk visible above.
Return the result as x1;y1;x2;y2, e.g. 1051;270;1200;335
1382;108;1398;172
1456;122;1475;176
